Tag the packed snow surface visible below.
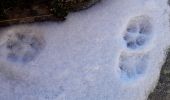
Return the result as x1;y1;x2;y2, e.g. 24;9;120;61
0;0;170;100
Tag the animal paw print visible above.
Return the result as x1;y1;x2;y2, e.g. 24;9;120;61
5;31;45;63
123;16;153;50
119;54;148;81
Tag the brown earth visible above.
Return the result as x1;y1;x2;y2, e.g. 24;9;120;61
0;0;100;27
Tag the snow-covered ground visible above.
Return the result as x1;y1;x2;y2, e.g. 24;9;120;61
0;0;169;100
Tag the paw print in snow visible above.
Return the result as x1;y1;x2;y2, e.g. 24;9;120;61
119;54;148;81
123;16;153;49
5;31;45;63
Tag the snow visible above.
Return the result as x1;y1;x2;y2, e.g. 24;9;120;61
0;0;169;100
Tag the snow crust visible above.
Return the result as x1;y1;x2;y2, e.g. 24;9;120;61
0;0;170;100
